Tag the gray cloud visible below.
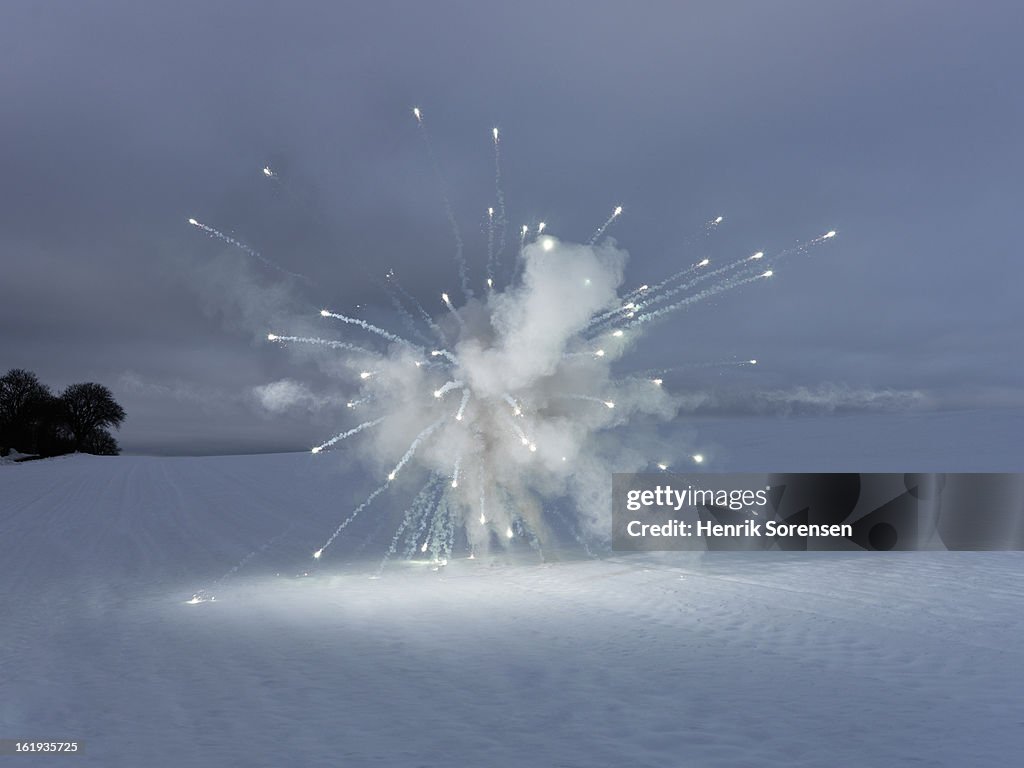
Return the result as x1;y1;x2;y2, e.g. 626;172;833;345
1;1;1022;455
675;385;931;417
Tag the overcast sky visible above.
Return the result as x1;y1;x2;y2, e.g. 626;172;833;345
1;1;1022;456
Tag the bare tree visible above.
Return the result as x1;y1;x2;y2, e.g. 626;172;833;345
60;383;126;454
0;369;53;454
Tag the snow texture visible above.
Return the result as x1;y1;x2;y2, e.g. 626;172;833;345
2;453;1022;767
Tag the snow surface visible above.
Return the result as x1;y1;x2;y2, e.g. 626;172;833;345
2;453;1023;767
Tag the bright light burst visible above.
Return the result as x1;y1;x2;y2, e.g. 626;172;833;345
190;111;837;568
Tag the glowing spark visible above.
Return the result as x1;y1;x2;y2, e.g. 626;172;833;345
612;330;624;337
430;348;458;364
537;221;546;234
749;251;764;260
595;349;605;357
433;380;464;399
262;166;276;178
542;238;555;251
313;549;323;559
692;454;705;464
412;107;422;122
503;394;522;416
652;378;663;386
657;462;669;471
267;333;277;341
761;270;773;278
824;230;836;239
492;127;499;143
560;394;615;410
698;258;710;267
488;207;494;218
506;527;514;538
360;371;373;379
714;216;724;224
188;217;199;226
749;359;758;365
441;292;465;326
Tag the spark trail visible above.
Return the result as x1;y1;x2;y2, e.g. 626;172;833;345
589;205;623;244
311;417;386;454
320;309;423;350
266;334;376;356
386;270;447;344
491;127;507;276
626;270;774;328
188;217;310;283
440;293;465;327
315;414;449;558
411;107;471;299
455;389;471;421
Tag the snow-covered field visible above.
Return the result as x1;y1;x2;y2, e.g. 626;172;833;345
2;453;1022;767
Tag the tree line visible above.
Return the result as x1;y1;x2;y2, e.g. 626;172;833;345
0;369;126;458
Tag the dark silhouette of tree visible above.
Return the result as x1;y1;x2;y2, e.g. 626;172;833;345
59;383;126;454
81;429;120;456
2;371;126;457
0;369;54;455
31;395;75;456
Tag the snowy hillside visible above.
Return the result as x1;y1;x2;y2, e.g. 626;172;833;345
2;454;1022;767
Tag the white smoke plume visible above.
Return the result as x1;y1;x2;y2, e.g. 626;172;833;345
251;379;346;414
290;237;682;560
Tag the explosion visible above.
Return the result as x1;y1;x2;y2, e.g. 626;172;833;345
191;108;836;568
